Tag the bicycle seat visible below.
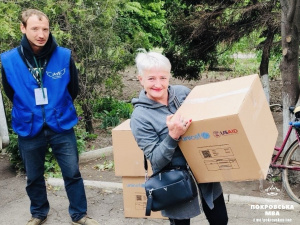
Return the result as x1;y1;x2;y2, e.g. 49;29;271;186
294;106;300;118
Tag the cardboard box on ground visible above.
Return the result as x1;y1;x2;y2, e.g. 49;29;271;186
112;120;166;219
112;74;278;218
122;176;166;219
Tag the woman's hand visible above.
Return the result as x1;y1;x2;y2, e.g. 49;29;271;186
166;114;192;140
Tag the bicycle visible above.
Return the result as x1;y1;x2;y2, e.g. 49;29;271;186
268;105;300;204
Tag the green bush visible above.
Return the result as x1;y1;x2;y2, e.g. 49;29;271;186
93;97;133;129
3;96;133;176
5;132;23;172
5;126;89;177
44;147;61;178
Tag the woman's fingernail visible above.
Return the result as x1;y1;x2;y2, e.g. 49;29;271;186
189;119;192;122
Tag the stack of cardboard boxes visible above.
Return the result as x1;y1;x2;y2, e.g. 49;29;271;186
112;119;166;219
112;74;278;218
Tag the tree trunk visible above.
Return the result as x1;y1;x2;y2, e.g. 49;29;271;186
82;102;94;134
280;0;300;151
261;74;270;104
259;28;275;104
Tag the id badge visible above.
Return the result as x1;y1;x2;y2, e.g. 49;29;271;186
34;88;48;105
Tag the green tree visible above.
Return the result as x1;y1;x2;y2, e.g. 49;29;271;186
163;0;300;146
0;1;21;51
0;0;166;134
163;0;281;80
0;2;23;129
116;0;166;51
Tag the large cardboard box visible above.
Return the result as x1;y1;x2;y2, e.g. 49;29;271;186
122;177;167;219
175;74;278;183
112;119;153;176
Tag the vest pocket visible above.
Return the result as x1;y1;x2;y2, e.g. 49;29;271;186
12;107;33;137
55;101;78;130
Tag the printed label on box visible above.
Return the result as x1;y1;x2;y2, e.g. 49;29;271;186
199;144;234;158
197;145;239;171
135;192;147;210
204;158;239;171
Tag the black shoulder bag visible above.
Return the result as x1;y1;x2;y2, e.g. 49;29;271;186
144;96;198;216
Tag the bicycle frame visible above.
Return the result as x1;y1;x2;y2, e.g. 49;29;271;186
271;123;300;171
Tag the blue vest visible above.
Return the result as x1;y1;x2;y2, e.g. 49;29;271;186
1;47;78;137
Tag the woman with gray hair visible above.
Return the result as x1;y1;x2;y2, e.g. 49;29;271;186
130;50;228;225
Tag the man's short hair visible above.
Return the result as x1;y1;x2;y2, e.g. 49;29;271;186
21;9;49;27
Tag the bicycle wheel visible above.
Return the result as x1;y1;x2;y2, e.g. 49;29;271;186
282;140;300;204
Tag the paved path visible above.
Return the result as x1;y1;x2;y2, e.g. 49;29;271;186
1;175;299;225
1;148;299;225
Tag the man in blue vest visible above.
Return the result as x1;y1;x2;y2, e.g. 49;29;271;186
1;9;99;225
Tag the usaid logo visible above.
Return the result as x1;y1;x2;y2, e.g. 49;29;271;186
181;132;210;141
213;129;238;138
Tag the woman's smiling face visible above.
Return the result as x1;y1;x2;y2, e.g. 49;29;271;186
138;68;170;104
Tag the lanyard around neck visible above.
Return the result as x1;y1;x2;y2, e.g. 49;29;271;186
33;56;45;98
20;46;47;98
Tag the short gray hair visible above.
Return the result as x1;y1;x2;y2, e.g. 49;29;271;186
135;50;171;76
